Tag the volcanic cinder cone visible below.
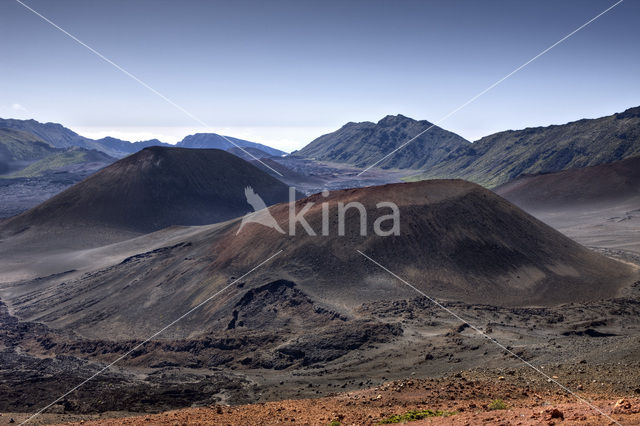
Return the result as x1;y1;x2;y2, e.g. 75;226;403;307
217;179;638;307
0;147;292;243
2;180;636;340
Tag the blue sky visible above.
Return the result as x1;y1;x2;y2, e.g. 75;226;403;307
1;0;638;151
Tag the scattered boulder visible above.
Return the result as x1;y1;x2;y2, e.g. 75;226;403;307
543;408;564;421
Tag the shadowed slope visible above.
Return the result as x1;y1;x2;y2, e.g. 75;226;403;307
494;156;640;254
495;156;640;210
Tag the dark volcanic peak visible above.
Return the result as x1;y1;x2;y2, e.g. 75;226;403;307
294;114;470;170
0;146;292;236
496;155;640;210
418;105;640;187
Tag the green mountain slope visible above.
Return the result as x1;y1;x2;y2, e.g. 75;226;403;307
8;147;115;178
0;128;55;174
293;114;470;170
412;106;640;187
0;118;96;149
0;118;164;157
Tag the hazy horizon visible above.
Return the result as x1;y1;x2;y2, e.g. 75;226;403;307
2;0;639;151
2;103;639;153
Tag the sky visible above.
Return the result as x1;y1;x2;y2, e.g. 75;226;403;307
1;0;639;152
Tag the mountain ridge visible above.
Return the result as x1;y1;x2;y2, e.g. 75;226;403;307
0;117;287;159
177;133;287;157
294;114;470;170
413;105;640;187
291;105;640;188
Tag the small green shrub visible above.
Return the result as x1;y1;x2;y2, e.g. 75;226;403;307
378;409;454;424
327;421;341;426
488;399;507;410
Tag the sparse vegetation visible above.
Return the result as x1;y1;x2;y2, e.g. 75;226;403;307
409;106;640;188
327;421;341;426
378;409;454;423
0;128;55;175
293;114;470;170
488;399;508;410
7;148;111;178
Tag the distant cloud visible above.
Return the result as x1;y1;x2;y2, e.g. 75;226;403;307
11;103;27;111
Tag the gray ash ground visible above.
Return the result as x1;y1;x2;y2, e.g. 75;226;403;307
0;174;84;219
264;156;414;195
1;274;639;424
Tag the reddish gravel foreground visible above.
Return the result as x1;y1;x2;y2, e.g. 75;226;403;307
55;376;640;426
